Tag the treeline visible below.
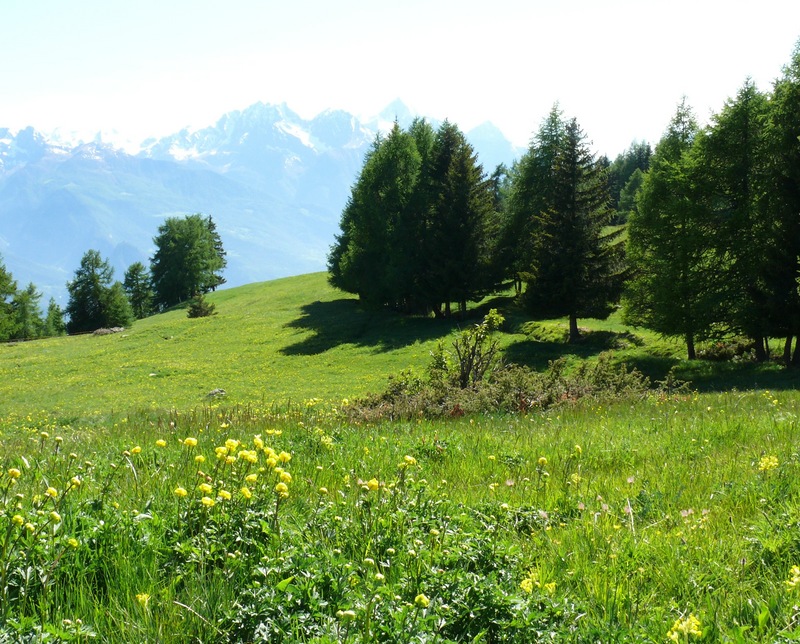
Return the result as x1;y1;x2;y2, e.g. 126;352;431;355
0;214;226;340
329;43;800;363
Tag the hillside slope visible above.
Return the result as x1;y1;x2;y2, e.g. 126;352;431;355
0;273;466;417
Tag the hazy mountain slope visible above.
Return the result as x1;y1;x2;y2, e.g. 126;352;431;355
0;102;522;304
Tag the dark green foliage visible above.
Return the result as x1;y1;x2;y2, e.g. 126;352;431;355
0;256;18;341
608;140;652;218
123;261;154;319
506;107;625;342
150;214;227;311
763;44;800;362
42;298;66;337
11;283;44;340
102;281;134;328
186;293;216;318
624;100;718;359
66;250;129;333
694;80;772;359
328;120;499;316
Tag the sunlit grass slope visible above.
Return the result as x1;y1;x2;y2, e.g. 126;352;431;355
2;272;797;420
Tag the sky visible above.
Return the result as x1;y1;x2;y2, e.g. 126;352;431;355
2;0;799;158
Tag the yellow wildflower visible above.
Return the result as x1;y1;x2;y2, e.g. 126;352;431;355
537;456;547;467
198;483;213;495
68;537;79;548
280;471;292;484
50;510;62;523
667;614;702;641
414;593;430;608
7;468;21;479
136;593;150;608
278;451;292;463
275;482;289;498
787;565;800;591
201;496;215;507
195;455;206;463
183;437;198;448
245;473;258;484
45;487;58;498
218;489;232;500
12;514;24;526
366;478;379;491
174;487;188;498
131;446;142;455
758;455;779;472
520;577;534;594
155;439;167;448
240;486;253;499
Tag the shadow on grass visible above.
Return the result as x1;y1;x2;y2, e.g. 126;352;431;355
280;299;457;355
504;327;647;371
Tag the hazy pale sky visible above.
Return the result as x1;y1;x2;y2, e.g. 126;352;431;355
2;0;799;157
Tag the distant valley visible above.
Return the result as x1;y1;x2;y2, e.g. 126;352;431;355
0;101;523;304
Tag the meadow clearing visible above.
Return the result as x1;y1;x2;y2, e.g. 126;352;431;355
2;273;800;642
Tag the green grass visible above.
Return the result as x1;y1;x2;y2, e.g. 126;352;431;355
4;272;800;641
2;272;794;421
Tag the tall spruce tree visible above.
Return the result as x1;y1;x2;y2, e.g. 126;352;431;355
12;283;44;340
124;261;154;319
695;80;771;359
328;123;422;308
150;214;226;310
422;121;496;316
0;255;18;341
624;100;718;359
508;107;624;341
66;250;125;333
764;42;800;363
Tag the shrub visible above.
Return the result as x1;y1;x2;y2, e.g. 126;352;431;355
187;293;216;318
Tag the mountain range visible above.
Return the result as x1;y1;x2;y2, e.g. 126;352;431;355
0;101;523;305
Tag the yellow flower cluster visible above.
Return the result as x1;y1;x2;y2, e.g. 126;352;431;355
786;565;800;591
667;614;702;641
758;455;779;472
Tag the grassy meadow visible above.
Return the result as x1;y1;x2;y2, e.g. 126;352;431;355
3;273;800;642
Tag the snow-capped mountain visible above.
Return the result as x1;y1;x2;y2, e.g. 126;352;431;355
0;101;522;305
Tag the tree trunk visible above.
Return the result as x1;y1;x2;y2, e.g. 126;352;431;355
784;335;793;366
686;332;696;360
460;300;467;315
754;336;767;362
568;313;580;343
793;335;800;365
444;301;451;318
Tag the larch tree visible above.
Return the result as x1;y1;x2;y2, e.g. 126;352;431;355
624;100;718;359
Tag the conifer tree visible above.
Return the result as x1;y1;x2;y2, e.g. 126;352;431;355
0;255;18;341
507;107;624;341
624;101;718;359
695;80;771;359
764;43;800;363
150;214;226;310
124;261;154;319
12;283;44;340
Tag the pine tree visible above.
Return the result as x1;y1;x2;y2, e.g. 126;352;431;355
0;255;18;341
124;261;154;319
66;250;116;333
328;124;422;308
764;42;800;363
42;298;66;337
508;107;624;341
695;80;771;359
12;283;44;340
421;121;496;316
150;214;227;310
624;100;718;359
